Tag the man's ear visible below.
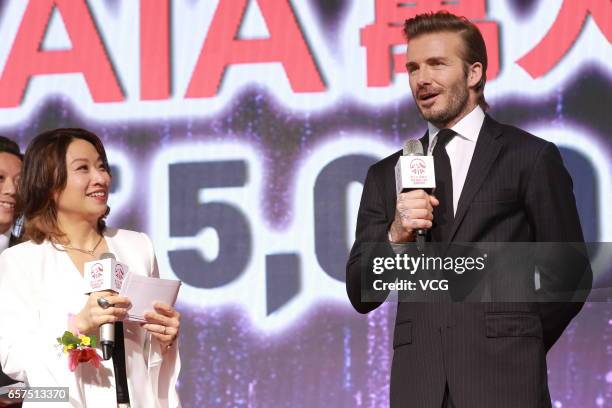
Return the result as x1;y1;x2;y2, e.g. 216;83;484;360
467;62;483;89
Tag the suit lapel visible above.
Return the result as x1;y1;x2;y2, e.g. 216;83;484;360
448;115;503;241
419;132;429;154
8;233;19;248
384;159;397;226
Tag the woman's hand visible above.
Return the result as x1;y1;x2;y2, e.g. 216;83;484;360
75;291;131;335
142;302;180;351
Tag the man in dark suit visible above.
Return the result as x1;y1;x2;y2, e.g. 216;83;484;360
346;12;589;408
0;136;22;253
0;136;22;406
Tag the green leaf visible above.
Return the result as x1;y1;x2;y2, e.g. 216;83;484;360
89;335;97;348
60;331;80;346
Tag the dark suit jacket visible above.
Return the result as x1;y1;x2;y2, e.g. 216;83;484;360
346;115;590;408
0;230;21;391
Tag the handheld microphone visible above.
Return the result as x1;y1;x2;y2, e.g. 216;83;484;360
395;140;436;250
84;253;128;360
403;139;424;156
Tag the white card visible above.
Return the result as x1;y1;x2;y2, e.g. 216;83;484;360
118;273;181;322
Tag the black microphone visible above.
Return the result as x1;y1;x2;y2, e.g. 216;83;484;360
95;254;131;403
99;252;116;360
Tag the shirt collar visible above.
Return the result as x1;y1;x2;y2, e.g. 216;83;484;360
427;105;485;144
0;228;10;252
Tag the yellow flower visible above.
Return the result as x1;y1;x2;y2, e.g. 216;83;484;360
79;335;91;346
63;344;75;353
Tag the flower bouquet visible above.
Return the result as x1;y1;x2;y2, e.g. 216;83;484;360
56;331;102;371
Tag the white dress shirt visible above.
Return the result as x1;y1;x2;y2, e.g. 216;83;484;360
0;229;11;254
427;106;486;215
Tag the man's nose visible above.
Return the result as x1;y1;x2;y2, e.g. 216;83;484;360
1;177;17;195
416;66;432;87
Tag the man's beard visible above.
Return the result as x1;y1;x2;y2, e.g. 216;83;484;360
418;82;469;128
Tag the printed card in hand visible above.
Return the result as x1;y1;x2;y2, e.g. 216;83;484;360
119;273;181;322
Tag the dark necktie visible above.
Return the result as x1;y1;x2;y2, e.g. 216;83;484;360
431;129;456;242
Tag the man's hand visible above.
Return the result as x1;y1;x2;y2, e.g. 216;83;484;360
389;189;439;243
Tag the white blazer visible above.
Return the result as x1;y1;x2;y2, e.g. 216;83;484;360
0;228;181;407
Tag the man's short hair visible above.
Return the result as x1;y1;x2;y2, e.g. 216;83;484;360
0;136;22;160
403;11;489;110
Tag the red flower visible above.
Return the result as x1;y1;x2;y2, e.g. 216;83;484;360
68;348;102;372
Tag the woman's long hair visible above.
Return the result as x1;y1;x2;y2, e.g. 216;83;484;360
18;128;111;244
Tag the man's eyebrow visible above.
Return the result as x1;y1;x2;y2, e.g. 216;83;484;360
426;57;448;63
405;56;449;68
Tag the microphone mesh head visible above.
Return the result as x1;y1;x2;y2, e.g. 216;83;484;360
99;252;116;260
403;139;424;156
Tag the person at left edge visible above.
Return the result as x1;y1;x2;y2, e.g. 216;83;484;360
0;135;22;253
0;128;182;407
0;136;23;405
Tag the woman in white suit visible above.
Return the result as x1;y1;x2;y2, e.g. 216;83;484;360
0;129;181;407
